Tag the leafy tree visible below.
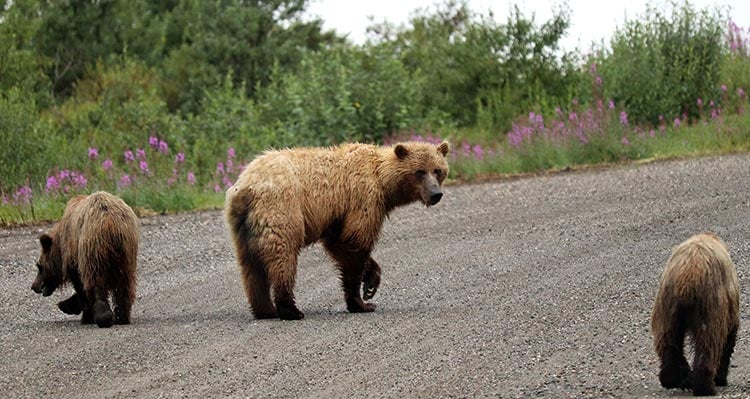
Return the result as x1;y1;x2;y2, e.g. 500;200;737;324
367;0;581;131
159;0;341;112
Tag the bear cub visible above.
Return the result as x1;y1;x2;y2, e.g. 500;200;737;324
651;233;739;396
31;191;139;328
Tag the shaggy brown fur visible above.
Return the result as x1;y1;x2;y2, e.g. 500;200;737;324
225;141;450;320
651;233;739;396
31;191;139;328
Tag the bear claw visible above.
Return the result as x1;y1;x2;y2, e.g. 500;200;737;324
362;284;377;300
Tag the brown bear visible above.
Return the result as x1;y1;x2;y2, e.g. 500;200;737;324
31;191;139;328
651;232;740;396
225;141;450;320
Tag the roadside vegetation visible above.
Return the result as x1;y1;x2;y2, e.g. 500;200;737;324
1;0;748;225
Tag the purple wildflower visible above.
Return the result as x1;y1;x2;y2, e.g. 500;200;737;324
88;147;99;160
136;148;146;161
175;152;185;164
187;171;196;185
119;174;132;188
216;162;225;175
674;118;681;128
149;136;159;149
158;140;168;154
721;84;727;92
472;144;484;160
621;136;630;146
45;176;60;193
226;159;234;174
619;111;628;126
222;176;233;188
102;159;113;171
608;100;615;110
697;98;703;107
72;173;87;189
739;88;746;98
124;150;135;163
139;160;149;174
13;186;32;205
214;184;222;193
227;147;236;159
595;76;602;87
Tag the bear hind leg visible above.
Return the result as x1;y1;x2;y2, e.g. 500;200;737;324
239;249;277;320
714;324;738;387
112;281;135;325
262;249;303;320
84;284;114;328
657;317;691;390
691;327;720;396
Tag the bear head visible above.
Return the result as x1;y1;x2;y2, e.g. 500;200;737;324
31;233;64;297
390;141;450;207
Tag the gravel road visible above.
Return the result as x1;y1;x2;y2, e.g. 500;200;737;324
1;154;750;398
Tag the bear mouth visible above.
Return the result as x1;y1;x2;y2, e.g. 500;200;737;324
42;284;54;297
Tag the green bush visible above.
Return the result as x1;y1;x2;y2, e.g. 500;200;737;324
596;0;724;124
0;88;60;191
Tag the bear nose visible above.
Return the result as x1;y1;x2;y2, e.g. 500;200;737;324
429;192;443;205
31;284;42;294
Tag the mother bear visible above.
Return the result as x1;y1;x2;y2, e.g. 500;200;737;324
225;141;450;320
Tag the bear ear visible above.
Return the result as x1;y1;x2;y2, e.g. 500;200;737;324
437;141;450;157
39;234;53;253
394;144;409;159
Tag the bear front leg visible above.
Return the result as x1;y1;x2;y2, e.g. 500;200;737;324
68;271;94;324
325;241;376;313
362;257;381;300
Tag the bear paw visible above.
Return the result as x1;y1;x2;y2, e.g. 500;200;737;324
58;295;82;315
81;309;94;325
347;301;377;313
93;300;114;328
276;304;304;320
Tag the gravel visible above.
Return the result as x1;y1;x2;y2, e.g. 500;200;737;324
1;153;749;398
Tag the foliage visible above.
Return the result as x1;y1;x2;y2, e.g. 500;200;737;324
0;88;61;192
368;0;583;131
594;0;725;125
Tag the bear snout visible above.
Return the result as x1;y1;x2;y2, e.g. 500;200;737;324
429;191;443;205
31;283;42;294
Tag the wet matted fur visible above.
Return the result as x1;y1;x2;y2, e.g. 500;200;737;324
225;141;450;320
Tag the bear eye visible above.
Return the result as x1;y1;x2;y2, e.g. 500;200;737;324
415;170;427;179
434;169;442;177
